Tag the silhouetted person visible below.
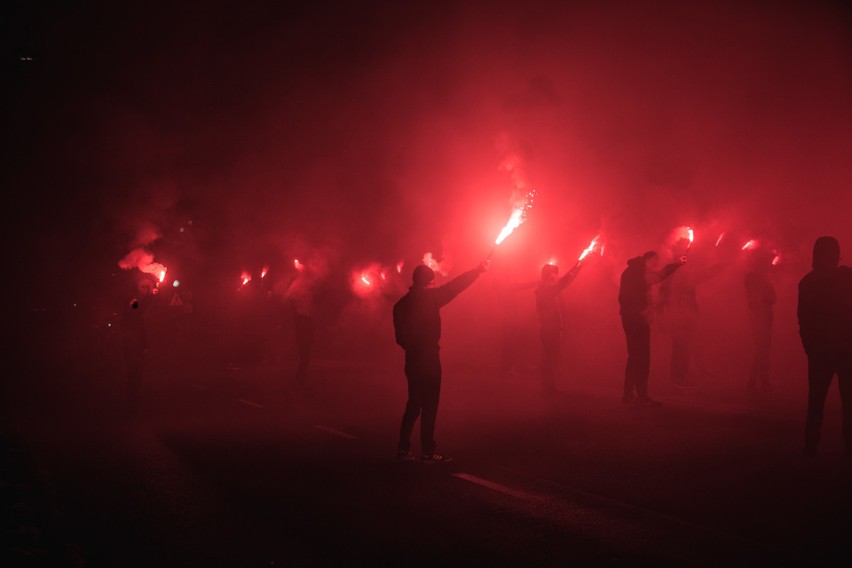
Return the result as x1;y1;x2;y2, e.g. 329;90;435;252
745;251;776;392
536;262;584;394
393;261;488;464
284;272;314;386
660;241;727;388
493;277;536;378
797;236;852;456
619;251;685;405
121;279;153;414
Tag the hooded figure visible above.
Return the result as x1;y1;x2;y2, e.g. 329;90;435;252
535;262;583;394
393;261;487;464
618;251;684;405
744;250;776;392
797;236;852;455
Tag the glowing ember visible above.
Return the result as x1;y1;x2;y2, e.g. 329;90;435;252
261;265;269;278
396;261;404;274
241;271;251;285
173;280;180;287
771;250;781;266
687;228;694;245
494;189;536;245
715;233;725;247
294;258;304;271
361;275;371;286
158;270;166;283
742;239;759;251
578;235;602;262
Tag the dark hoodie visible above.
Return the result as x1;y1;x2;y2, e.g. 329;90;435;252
798;266;852;356
619;256;681;318
393;268;482;351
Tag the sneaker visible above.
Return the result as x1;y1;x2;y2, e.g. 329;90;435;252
421;452;453;465
396;449;416;462
636;397;662;407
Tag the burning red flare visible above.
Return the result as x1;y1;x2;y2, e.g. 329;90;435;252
294;258;304;272
742;239;759;251
715;233;725;247
241;271;251;285
578;235;602;262
396;261;404;274
494;189;536;245
261;265;269;279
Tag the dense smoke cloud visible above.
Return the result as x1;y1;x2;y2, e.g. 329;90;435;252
4;0;851;382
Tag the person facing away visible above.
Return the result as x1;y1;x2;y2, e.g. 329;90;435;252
393;261;488;464
744;251;776;392
619;250;685;406
283;271;314;387
535;261;584;394
120;278;153;414
797;236;852;456
659;240;727;388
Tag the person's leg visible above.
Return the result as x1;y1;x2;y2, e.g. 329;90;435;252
634;321;652;399
805;355;835;454
622;318;642;400
837;361;852;455
418;352;443;454
399;352;424;452
540;329;560;393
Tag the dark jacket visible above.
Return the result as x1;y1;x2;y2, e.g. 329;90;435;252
618;256;681;319
535;265;581;332
745;271;776;320
797;266;852;356
393;268;482;351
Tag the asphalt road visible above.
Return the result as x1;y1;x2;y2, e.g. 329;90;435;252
4;356;852;567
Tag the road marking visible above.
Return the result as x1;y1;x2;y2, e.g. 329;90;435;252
313;425;357;440
453;472;543;502
237;398;265;408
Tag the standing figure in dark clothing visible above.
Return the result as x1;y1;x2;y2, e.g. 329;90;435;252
283;271;314;386
797;237;852;456
619;251;685;405
745;251;776;392
393;261;488;464
660;242;727;388
121;279;153;413
535;262;584;394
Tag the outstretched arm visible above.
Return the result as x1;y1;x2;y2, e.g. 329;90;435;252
435;262;489;307
555;262;583;291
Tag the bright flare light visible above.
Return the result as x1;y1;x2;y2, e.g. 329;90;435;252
241;271;251;285
261;265;269;278
742;239;759;251
578;235;602;262
715;233;725;247
294;258;304;272
494;189;536;245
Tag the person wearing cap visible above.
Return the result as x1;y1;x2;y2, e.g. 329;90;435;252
535;261;584;394
393;260;488;464
618;250;685;406
798;236;852;456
